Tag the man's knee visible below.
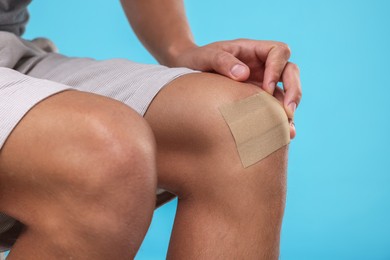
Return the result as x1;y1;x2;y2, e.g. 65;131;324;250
218;89;290;168
37;128;156;255
170;73;290;163
60;107;157;197
156;73;289;199
0;91;157;232
41;93;158;212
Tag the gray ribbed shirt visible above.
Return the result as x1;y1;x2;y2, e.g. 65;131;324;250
0;0;31;36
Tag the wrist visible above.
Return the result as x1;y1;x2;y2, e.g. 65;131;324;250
161;39;198;67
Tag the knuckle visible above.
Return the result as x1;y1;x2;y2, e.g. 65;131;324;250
233;38;248;43
297;90;303;100
276;42;291;58
289;62;300;73
213;51;230;67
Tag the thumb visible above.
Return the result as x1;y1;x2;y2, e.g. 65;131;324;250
211;51;250;81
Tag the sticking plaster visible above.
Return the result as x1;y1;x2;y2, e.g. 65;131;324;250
219;92;290;168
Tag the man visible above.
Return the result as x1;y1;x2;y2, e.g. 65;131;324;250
0;0;302;259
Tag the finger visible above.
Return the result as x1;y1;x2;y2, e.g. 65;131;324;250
273;86;296;139
281;62;302;119
273;85;285;105
289;121;296;139
260;43;291;94
210;51;250;81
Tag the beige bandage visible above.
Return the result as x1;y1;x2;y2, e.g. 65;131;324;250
219;92;290;168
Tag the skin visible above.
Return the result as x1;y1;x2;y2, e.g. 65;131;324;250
121;2;301;257
0;92;157;259
0;0;302;259
144;73;289;259
120;0;302;134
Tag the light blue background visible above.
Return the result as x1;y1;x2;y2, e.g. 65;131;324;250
20;0;390;259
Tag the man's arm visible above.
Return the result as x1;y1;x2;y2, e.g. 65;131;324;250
120;0;302;123
120;0;196;67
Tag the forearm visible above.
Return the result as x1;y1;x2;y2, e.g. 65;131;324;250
120;0;196;66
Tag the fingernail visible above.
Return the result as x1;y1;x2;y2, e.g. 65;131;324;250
231;64;246;78
290;121;296;137
288;102;297;115
290;119;295;131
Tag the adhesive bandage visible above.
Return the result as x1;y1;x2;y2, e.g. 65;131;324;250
219;92;290;168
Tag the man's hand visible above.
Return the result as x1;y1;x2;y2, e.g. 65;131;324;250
121;1;301;137
169;39;302;138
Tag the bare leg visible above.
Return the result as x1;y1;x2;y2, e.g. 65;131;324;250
145;73;288;259
0;91;156;259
